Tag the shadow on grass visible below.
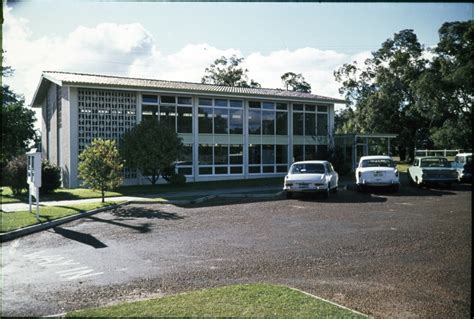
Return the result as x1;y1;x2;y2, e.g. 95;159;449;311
53;226;107;248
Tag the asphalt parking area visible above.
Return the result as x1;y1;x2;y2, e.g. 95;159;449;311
1;184;471;317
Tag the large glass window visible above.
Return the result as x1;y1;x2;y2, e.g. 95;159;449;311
293;112;304;135
276;112;287;135
304;145;317;160
293;145;303;162
177;107;192;133
177;96;192;105
262;111;275;135
317;113;328;135
305;113;316;136
198;107;213;133
229;109;243;134
199;144;213;165
143;94;158;103
214;108;228;134
230;145;243;164
262;145;275;164
276;145;288;164
249;144;261;164
248;110;261;135
177;144;193;176
214;144;228;165
160;105;175;130
161;96;176;104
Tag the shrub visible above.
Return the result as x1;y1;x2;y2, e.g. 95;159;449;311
40;160;61;194
161;165;176;183
169;173;186;186
327;146;352;176
5;155;28;195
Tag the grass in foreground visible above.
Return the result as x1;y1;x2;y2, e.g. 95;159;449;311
0;177;283;204
0;202;119;233
67;284;366;318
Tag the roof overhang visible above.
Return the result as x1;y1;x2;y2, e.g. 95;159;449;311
30;74;62;108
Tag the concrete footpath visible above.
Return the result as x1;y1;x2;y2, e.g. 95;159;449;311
1;185;285;212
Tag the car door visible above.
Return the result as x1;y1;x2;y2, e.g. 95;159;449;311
327;163;338;187
409;159;419;180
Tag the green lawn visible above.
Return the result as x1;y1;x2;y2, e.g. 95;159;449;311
66;284;366;318
0;177;283;204
0;202;119;233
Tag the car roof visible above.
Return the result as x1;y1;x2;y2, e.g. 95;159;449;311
359;155;392;161
415;156;448;159
456;153;472;156
291;160;328;165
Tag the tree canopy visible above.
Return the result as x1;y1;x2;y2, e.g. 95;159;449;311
78;139;123;202
334;21;473;159
119;119;183;185
201;55;261;88
281;72;312;93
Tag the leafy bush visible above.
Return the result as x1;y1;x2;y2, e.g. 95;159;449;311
161;165;176;183
40;160;61;194
327;146;352;176
5;155;28;195
169;173;186;186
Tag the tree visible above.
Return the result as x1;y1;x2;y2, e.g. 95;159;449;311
334;29;428;160
119;119;183;185
201;55;261;88
78;139;123;203
281;72;312;93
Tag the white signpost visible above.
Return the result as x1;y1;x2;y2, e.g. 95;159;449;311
27;149;42;220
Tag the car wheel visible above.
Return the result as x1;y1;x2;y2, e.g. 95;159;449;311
331;186;338;194
322;188;329;199
392;184;400;192
286;191;293;199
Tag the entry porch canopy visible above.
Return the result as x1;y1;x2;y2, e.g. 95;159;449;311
334;133;398;170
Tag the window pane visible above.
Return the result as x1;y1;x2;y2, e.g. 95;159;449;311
199;98;213;106
318;105;328;112
263;166;274;173
142;105;158;117
249;166;260;174
293;112;303;135
305;104;316;112
230;145;243;164
198;107;213;133
249;101;261;109
230;166;243;174
214;108;228;134
276;145;287;164
229;109;243;134
317;113;328;135
177;167;192;176
199;167;212;175
276;112;287;135
214;144;228;165
249;144;261;164
262;111;275;135
161;96;176;104
305;145;317;160
199;144;213;165
317;145;328;159
214;166;227;174
160;105;176;130
305;113;316;136
293;145;303;162
277;165;288;173
178;144;193;165
276;103;287;110
262;144;275;164
248;110;261;135
229;100;243;108
177;107;192;133
142;94;158;103
262;102;274;109
215;99;228;107
293;104;303;111
177;96;192;105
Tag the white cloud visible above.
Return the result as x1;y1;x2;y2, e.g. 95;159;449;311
3;5;372;122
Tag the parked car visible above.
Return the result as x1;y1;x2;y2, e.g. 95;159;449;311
283;161;338;199
451;153;472;182
355;155;399;192
408;156;458;187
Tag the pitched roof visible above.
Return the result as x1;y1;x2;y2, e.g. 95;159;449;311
32;71;346;106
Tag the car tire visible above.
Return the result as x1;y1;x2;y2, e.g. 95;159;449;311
322;188;329;199
331;186;338;194
392;184;400;192
286;191;293;199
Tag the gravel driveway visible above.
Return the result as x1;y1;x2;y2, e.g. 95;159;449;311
1;184;471;317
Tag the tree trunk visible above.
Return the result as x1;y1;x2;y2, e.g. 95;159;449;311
101;189;105;203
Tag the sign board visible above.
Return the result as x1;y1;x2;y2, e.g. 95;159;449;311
26;149;41;219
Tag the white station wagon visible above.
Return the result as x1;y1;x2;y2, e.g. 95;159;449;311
356;155;400;192
284;161;339;199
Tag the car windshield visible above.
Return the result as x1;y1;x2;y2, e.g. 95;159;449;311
361;159;394;168
290;163;325;174
420;158;450;168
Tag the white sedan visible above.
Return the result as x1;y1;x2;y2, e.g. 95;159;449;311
283;161;339;199
356;155;400;192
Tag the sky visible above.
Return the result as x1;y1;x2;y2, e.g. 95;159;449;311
2;1;473;118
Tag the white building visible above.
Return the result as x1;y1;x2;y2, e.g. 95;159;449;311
31;71;344;188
